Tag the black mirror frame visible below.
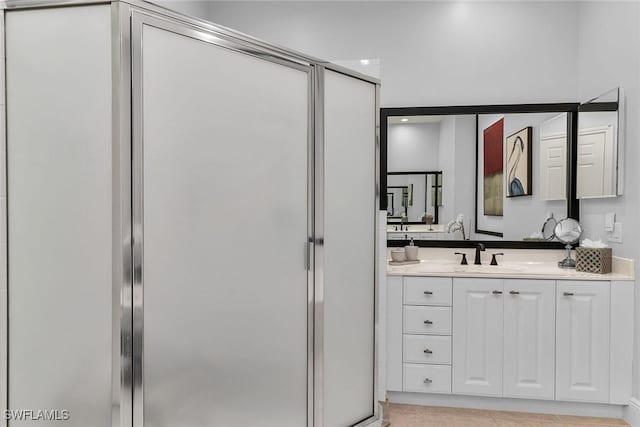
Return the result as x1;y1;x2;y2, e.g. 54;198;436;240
381;103;580;249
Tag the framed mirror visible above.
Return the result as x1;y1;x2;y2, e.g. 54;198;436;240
381;104;580;248
577;87;624;199
387;171;442;224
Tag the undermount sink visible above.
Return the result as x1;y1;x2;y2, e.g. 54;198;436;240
415;264;455;274
453;265;524;274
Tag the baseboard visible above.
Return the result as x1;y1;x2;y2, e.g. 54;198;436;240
624;397;640;427
387;392;625;419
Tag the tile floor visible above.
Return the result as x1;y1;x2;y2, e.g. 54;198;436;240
385;403;629;427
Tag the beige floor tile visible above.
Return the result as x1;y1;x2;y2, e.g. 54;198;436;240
494;422;555;427
490;410;559;423
555;415;628;426
387;403;629;427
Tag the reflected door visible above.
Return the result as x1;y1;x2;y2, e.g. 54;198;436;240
577;126;615;198
134;17;310;427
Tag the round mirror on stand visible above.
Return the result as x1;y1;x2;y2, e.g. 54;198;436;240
554;218;583;268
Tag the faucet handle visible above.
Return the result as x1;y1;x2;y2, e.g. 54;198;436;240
454;252;468;265
490;253;504;266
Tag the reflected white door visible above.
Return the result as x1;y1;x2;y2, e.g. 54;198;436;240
136;20;310;427
503;280;555;400
577;126;614;198
539;134;566;201
556;282;610;403
452;279;504;396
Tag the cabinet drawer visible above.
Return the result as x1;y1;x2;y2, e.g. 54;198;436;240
404;277;452;306
403;364;452;394
403;306;451;335
403;335;451;364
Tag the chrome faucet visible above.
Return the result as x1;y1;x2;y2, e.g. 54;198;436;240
474;243;485;265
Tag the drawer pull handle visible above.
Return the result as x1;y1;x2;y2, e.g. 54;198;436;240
509;290;520;295
492;290;503;295
423;291;433;295
563;292;574;296
423;348;433;354
423;378;433;384
423;320;433;325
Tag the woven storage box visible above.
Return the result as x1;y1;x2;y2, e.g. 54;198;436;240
575;247;612;274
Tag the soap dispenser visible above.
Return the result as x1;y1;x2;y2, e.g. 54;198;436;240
404;238;419;261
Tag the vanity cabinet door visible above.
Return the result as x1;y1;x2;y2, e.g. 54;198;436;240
452;279;504;396
556;281;610;403
503;280;555;400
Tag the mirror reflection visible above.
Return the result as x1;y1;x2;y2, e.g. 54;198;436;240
477;112;568;239
387;172;442;224
577;87;622;199
386;111;571;242
387;115;474;240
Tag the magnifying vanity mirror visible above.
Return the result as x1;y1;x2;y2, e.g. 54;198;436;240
577;87;624;199
555;218;584;268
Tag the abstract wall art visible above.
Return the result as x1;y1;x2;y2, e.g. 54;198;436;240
483;118;504;216
506;126;532;197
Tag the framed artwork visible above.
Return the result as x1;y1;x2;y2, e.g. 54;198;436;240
483;118;504;216
506;126;532;197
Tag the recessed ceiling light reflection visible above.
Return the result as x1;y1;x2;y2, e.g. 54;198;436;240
401;118;409;122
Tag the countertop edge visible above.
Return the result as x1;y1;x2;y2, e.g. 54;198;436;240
386;270;634;281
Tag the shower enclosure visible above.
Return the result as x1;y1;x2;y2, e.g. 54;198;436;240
1;1;380;426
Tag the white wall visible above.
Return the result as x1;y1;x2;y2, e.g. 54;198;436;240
151;1;210;19
453;116;477;236
438;117;455;224
576;1;640;399
387;122;440;172
208;1;580;107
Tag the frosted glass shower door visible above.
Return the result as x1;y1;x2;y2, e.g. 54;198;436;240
6;6;114;427
323;70;377;426
134;17;310;427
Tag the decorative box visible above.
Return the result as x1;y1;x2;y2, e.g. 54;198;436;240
575;247;612;274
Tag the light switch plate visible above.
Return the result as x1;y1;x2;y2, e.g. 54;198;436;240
608;222;623;243
605;212;616;232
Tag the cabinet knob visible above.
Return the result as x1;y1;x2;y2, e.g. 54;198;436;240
423;348;433;354
492;290;503;295
423;291;433;295
563;292;574;296
423;378;433;384
509;290;520;295
423;320;433;325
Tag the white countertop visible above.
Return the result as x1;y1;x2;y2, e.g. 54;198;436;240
387;259;634;281
387;224;446;233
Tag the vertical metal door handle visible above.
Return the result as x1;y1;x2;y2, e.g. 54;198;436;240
423;378;433;384
423;348;433;354
423;320;433;325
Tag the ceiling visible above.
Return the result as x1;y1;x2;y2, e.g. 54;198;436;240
387;115;445;125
